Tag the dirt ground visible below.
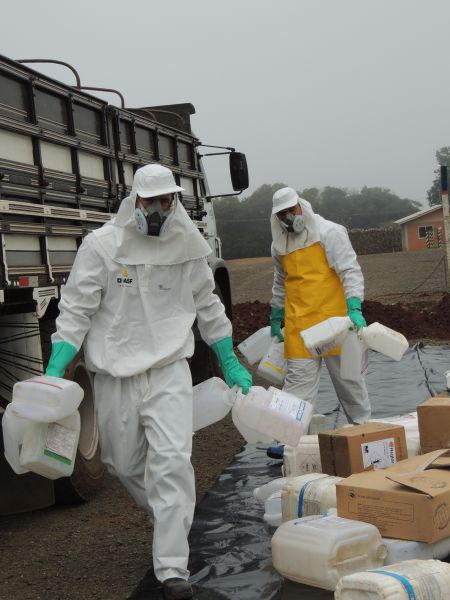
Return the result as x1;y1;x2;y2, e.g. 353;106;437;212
1;248;450;600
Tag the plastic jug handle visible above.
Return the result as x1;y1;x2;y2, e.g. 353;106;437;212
224;385;240;407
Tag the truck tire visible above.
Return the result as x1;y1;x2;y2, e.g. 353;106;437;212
54;359;106;504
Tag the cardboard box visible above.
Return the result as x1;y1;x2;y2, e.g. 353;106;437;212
417;393;450;453
319;422;408;477
336;450;450;543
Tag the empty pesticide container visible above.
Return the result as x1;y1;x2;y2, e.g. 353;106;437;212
271;515;387;590
334;559;450;599
281;472;343;520
2;404;34;475
257;338;286;385
19;411;81;479
360;321;409;361
340;329;369;382
300;316;352;358
232;386;312;447
382;535;450;566
192;377;236;431
254;476;288;504
263;490;283;528
237;326;272;365
282;435;322;477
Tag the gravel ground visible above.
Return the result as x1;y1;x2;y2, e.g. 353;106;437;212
1;248;449;600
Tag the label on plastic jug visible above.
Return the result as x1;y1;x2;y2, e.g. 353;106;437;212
44;423;77;464
372;563;443;600
269;390;307;422
361;437;396;469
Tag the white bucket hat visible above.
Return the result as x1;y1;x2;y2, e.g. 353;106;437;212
132;164;184;198
272;187;299;215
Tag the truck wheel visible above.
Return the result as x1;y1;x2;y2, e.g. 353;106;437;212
54;359;105;504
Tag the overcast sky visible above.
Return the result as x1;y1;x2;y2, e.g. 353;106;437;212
2;0;449;204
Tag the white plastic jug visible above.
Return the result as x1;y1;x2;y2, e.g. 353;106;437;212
340;329;369;381
281;473;342;520
2;404;33;474
282;435;322;477
237;326;272;365
19;411;80;480
254;476;288;504
192;377;235;431
271;515;387;590
256;338;286;385
11;375;84;422
383;535;450;565
263;490;282;528
300;316;351;358
335;559;450;599
370;412;421;457
232;386;312;447
360;321;408;361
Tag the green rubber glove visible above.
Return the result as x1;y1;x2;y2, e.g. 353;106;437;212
45;341;78;378
346;297;367;330
210;337;253;394
269;306;285;342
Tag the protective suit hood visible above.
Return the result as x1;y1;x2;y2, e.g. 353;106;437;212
93;192;212;265
271;196;320;255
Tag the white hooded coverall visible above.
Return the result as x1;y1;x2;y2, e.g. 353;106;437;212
270;198;371;424
52;195;232;582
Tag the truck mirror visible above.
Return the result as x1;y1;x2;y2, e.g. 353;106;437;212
229;152;249;192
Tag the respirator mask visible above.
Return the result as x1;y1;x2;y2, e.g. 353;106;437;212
277;206;305;234
135;197;174;236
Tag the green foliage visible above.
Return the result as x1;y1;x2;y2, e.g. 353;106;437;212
213;184;421;259
427;146;450;206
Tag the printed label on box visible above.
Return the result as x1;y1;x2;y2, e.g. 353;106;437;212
361;437;397;469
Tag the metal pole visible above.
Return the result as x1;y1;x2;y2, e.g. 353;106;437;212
440;165;450;290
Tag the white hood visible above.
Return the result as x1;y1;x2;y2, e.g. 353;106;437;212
270;197;320;255
93;192;212;265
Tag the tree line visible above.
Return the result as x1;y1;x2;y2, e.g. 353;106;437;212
213;184;421;259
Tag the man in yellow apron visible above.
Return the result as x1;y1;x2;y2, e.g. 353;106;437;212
269;187;370;424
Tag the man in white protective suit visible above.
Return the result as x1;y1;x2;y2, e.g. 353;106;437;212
268;187;371;426
45;164;252;600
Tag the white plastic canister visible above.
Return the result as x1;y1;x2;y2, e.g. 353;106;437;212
300;316;351;358
271;515;387;590
340;329;369;382
282;435;322;477
237;326;272;365
2;404;33;474
383;535;450;565
370;412;420;457
232;386;312;447
359;321;409;361
192;377;236;431
256;338;286;385
19;411;80;480
281;473;342;520
254;476;288;504
263;490;283;528
335;559;450;599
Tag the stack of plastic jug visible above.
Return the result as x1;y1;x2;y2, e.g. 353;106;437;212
334;559;450;599
192;377;237;431
232;386;312;447
271;514;387;590
2;376;83;479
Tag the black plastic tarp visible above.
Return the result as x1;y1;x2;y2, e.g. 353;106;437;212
129;345;450;600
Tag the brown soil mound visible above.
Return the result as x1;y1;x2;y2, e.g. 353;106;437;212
232;294;450;344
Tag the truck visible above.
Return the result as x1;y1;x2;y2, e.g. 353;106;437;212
0;54;249;515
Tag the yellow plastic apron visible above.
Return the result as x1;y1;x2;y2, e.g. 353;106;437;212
280;242;347;358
